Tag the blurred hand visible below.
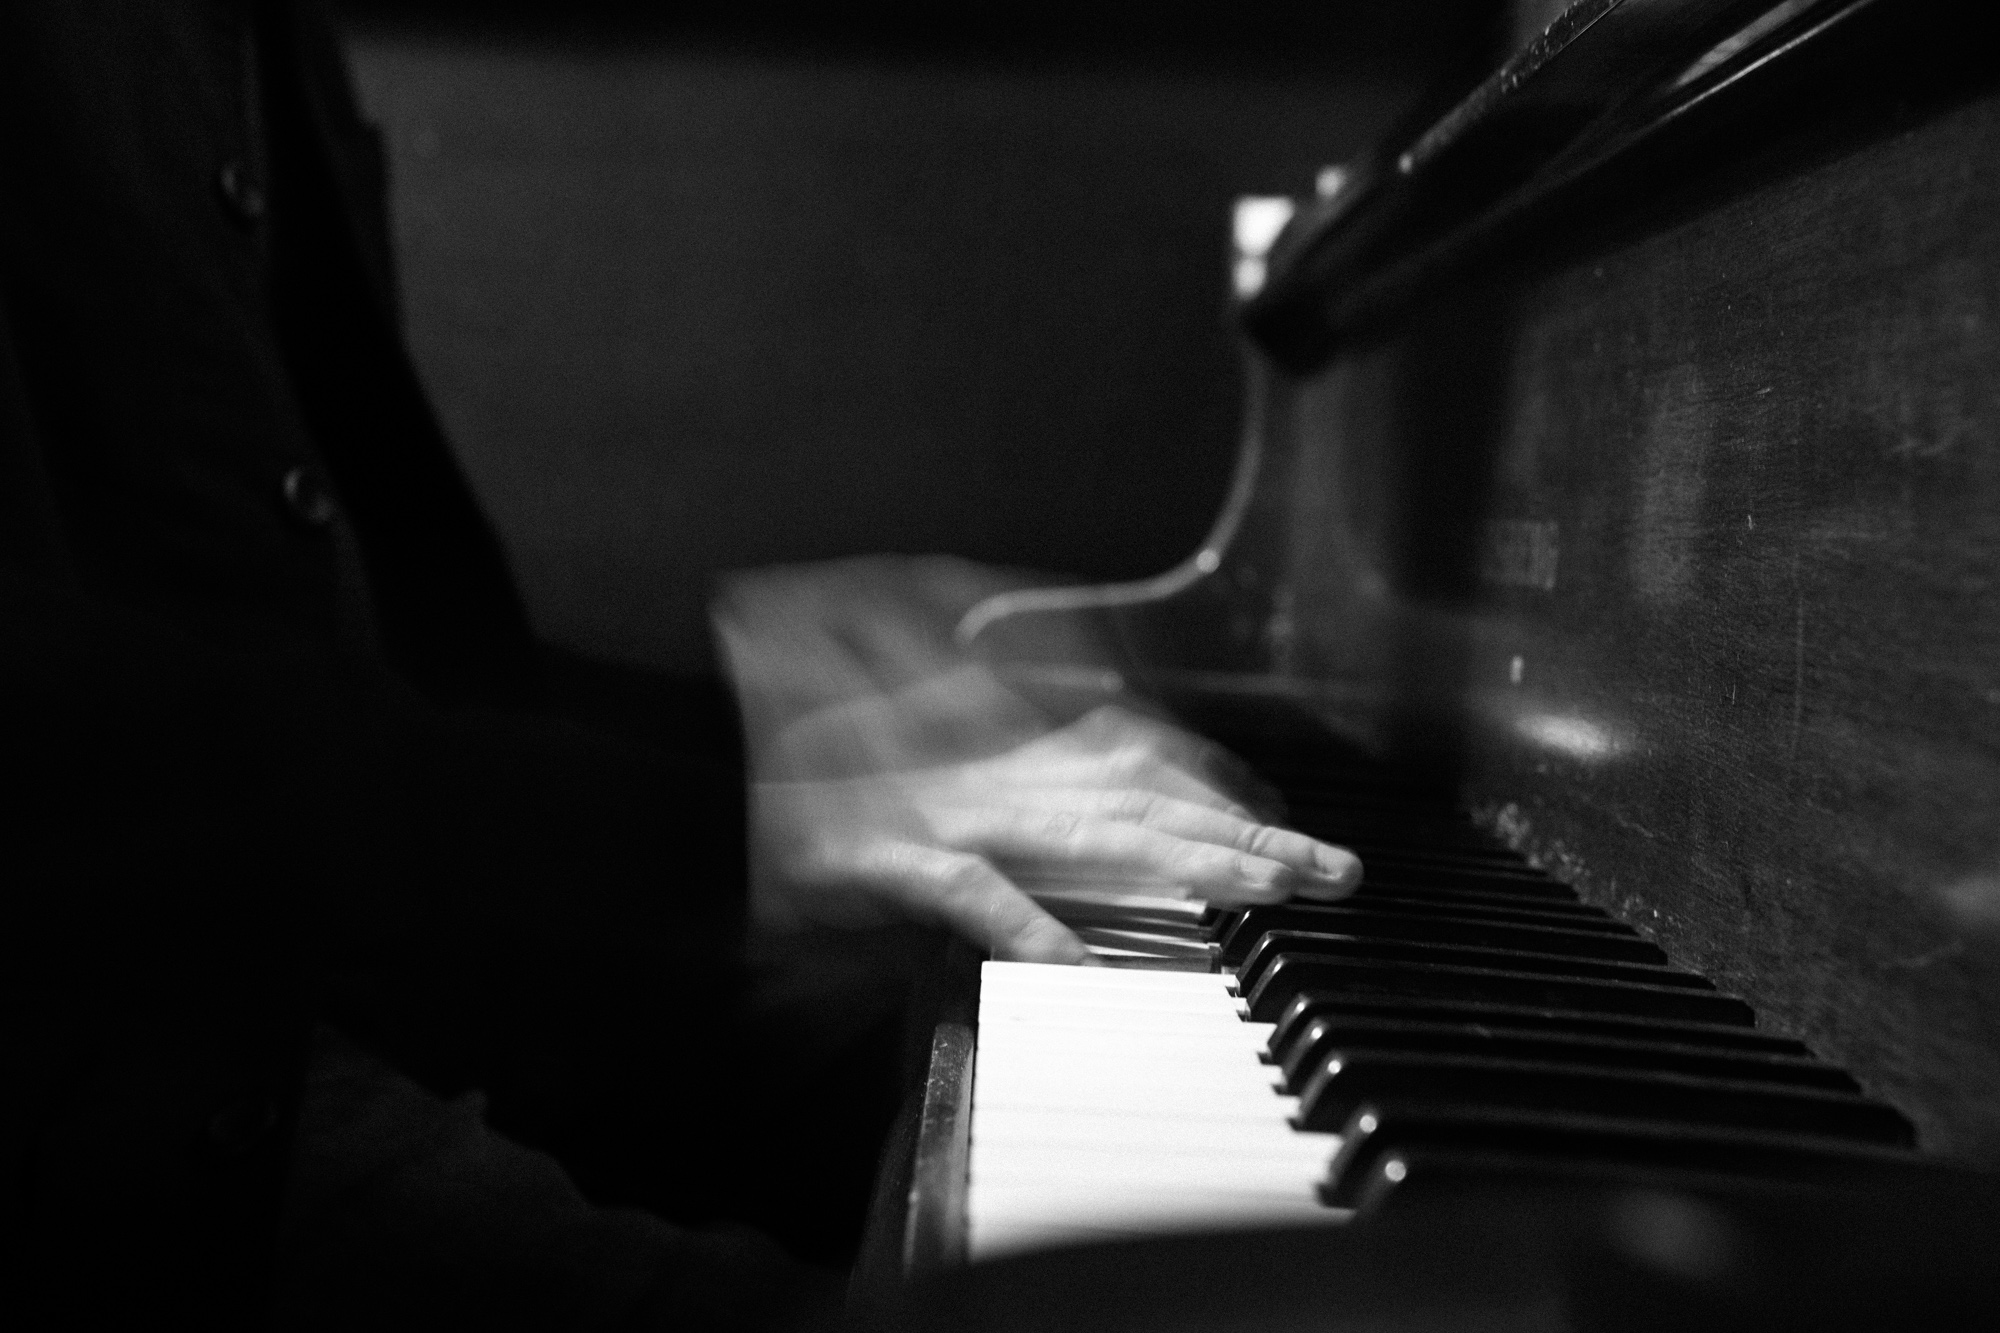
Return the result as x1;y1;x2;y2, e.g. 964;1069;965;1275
752;705;1363;963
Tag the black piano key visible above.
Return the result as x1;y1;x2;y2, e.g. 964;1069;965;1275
1213;898;1640;937
1358;863;1582;899
1352;849;1562;879
1272;1018;1858;1095
1277;816;1531;855
1345;885;1614;919
1244;954;1755;1025
1277;799;1492;826
1317;830;1528;855
1343;834;1525;853
1266;993;1805;1062
1325;894;1637;932
1286;824;1520;858
1321;1103;1929;1211
1275;791;1491;817
1039;897;1208;930
1216;909;1653;969
1290;1052;1915;1143
1216;905;1666;968
1235;931;1712;995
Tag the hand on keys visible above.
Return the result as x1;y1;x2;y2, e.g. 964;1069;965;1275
719;556;1361;964
752;704;1362;964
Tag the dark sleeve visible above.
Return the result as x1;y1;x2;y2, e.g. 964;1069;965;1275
269;0;549;708
3;288;748;1323
1;278;315;1325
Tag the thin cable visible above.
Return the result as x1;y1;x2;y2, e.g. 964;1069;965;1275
954;350;1271;649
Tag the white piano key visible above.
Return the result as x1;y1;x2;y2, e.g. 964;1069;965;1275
1027;889;1210;922
1073;927;1216;955
970;1190;1344;1261
972;1213;1341;1263
972;1041;1260;1070
970;1116;1332;1156
982;961;1230;987
982;992;1242;1018
967;958;1344;1262
972;1046;1274;1072
974;1182;1331;1212
972;1150;1334;1188
976;1096;1296;1123
972;1058;1279;1088
974;1022;1276;1049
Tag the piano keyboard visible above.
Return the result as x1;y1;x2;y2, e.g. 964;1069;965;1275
969;961;1342;1258
958;760;1920;1262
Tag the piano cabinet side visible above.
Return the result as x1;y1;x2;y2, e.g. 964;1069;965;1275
853;938;979;1293
1268;64;2000;1164
899;1020;974;1273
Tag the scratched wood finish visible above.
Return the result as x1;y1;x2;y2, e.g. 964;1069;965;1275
1268;58;2000;1161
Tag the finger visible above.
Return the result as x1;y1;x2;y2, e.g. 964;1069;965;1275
1098;749;1255;816
1062;705;1215;770
1086;790;1361;894
978;742;1253;818
838;838;1097;965
1191;750;1289;824
1079;709;1289;818
1057;705;1289;810
939;787;1362;896
991;707;1245;804
926;807;1314;907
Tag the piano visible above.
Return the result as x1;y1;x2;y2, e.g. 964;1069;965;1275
862;0;2000;1321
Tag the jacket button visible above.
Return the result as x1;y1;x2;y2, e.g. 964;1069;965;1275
216;160;267;226
282;466;337;528
206;1095;279;1157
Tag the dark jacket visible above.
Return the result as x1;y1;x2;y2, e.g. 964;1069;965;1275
2;3;745;1323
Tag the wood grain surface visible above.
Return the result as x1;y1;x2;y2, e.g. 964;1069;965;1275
1266;48;2000;1161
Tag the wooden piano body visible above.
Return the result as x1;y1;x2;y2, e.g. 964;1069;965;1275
872;0;2000;1304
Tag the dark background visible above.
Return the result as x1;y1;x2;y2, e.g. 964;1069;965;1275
334;1;1501;674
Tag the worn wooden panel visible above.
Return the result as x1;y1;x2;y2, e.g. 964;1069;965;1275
1278;69;2000;1160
